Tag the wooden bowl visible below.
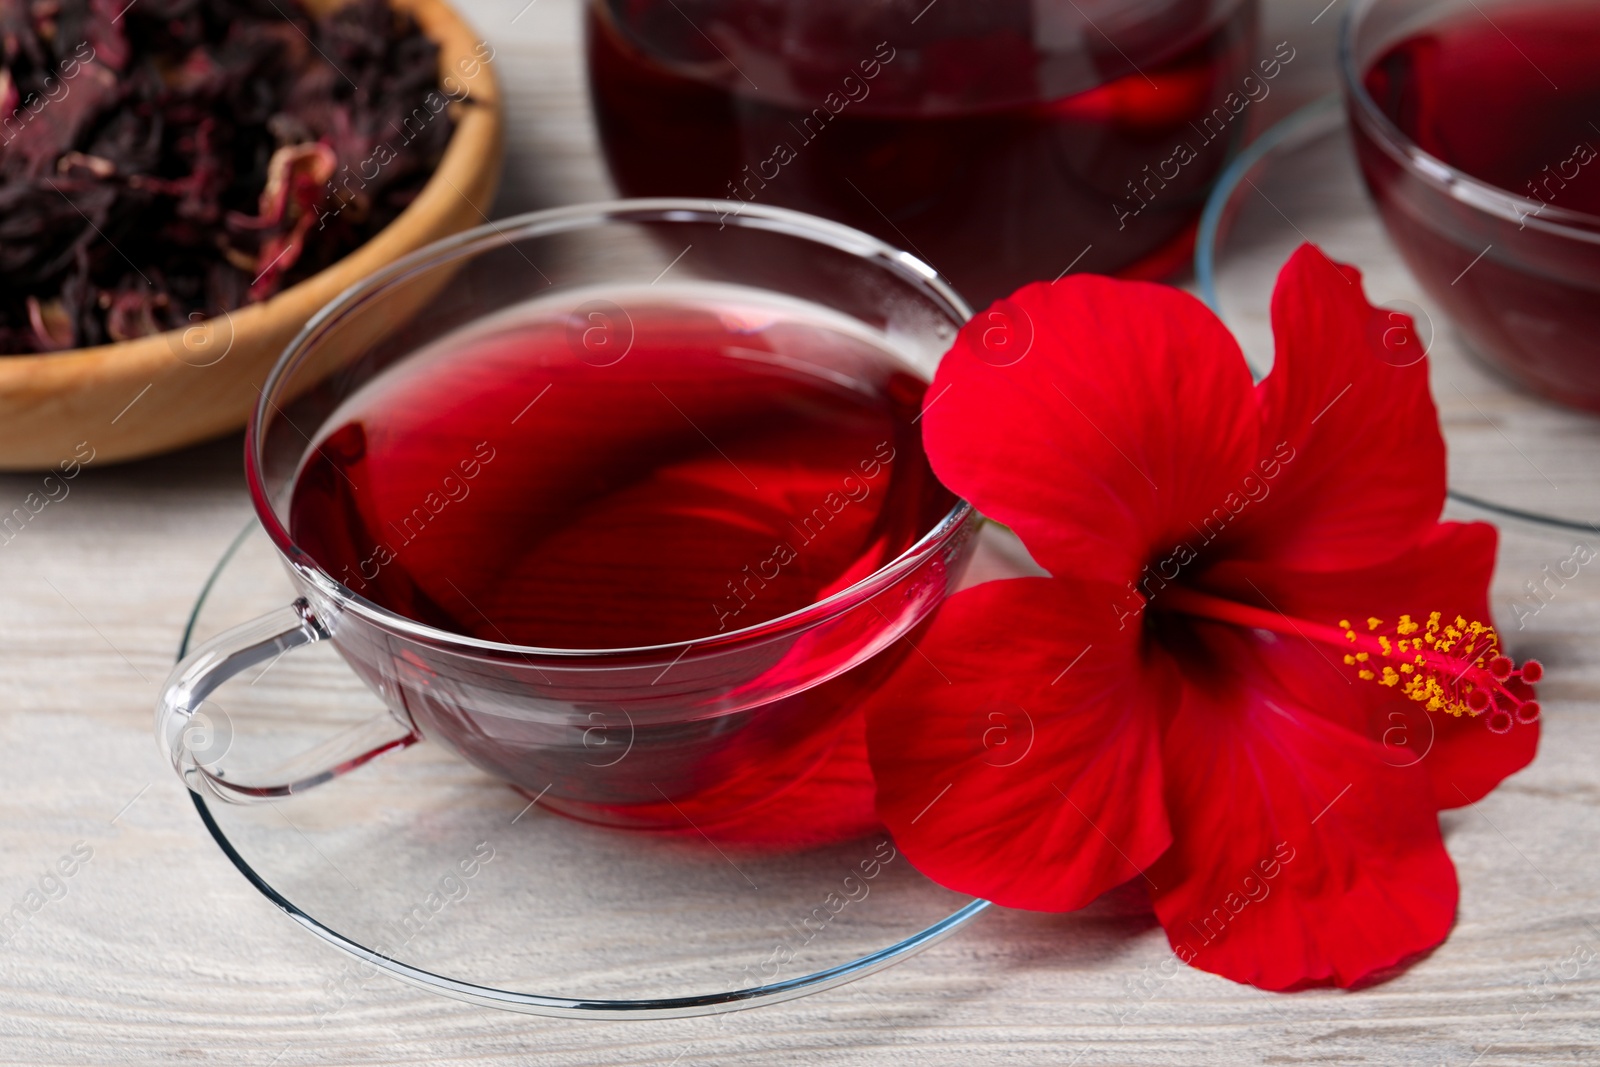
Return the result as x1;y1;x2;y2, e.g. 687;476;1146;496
0;0;503;470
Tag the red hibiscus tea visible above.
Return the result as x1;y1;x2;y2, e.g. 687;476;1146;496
285;284;957;823
1350;0;1600;406
290;287;951;647
586;0;1263;308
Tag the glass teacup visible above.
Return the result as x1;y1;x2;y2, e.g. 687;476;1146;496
156;200;976;832
1342;0;1600;409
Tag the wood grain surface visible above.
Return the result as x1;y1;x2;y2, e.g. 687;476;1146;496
3;1;1598;1063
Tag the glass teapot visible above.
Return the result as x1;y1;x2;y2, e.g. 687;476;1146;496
587;0;1265;307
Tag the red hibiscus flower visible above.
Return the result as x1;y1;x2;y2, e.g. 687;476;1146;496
863;245;1541;990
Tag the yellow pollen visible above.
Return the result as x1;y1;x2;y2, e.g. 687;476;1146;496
1342;608;1527;723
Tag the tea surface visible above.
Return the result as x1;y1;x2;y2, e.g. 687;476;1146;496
1363;2;1600;214
289;287;954;648
1353;1;1600;407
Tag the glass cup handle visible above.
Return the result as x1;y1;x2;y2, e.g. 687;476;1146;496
155;598;419;803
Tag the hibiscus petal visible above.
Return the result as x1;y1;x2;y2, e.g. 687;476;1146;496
1232;245;1448;572
1426;682;1540;809
1200;522;1538;809
922;277;1260;584
864;577;1172;911
1150;624;1458;990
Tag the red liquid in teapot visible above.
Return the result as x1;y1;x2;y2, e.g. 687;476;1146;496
586;0;1261;308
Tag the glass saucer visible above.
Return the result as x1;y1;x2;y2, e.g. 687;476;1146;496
1197;95;1600;533
177;522;990;1020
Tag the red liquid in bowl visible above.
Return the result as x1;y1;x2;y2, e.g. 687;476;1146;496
587;0;1261;308
289;290;952;649
1355;3;1600;406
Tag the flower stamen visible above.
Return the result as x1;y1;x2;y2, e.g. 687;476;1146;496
1156;588;1541;733
1336;616;1540;732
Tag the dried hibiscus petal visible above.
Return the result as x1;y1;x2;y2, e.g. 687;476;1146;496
0;0;462;353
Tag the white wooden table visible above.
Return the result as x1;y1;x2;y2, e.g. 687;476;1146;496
4;1;1599;1062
